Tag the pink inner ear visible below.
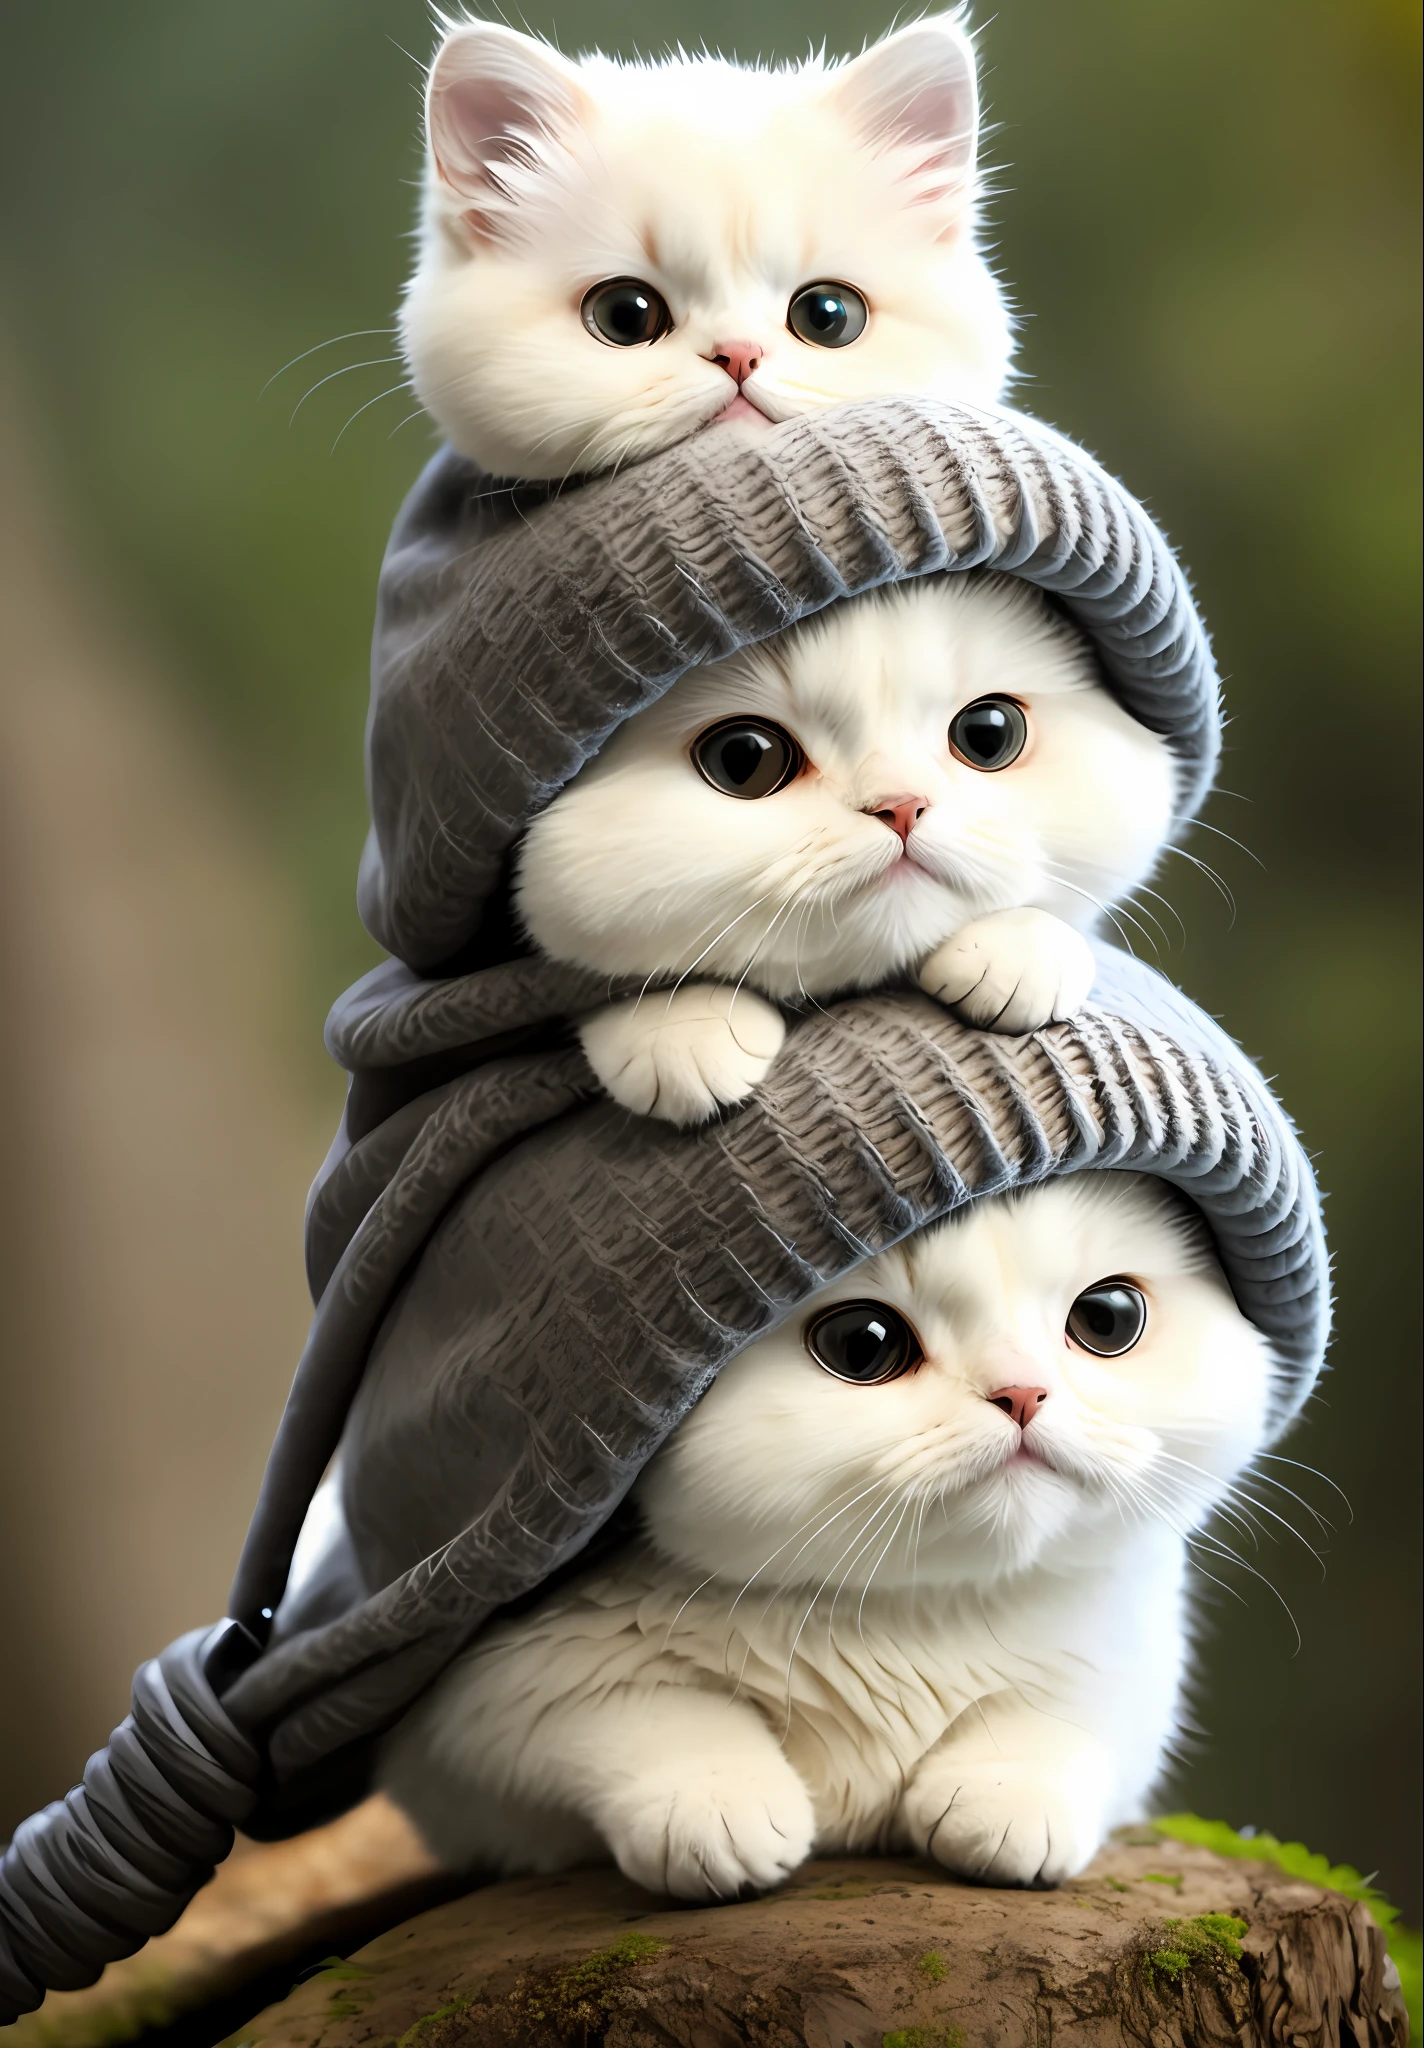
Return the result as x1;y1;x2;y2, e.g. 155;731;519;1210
894;81;976;177
883;87;977;228
431;75;536;195
428;39;580;202
832;28;979;213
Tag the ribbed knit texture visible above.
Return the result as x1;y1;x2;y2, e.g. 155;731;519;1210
361;399;1220;970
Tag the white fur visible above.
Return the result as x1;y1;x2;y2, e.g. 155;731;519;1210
403;15;1013;478
579;981;786;1122
382;1172;1275;1894
517;575;1176;1120
919;906;1096;1033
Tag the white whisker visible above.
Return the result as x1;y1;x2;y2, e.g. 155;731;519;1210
289;357;403;423
260;328;397;397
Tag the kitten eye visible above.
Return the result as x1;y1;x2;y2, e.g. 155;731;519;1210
787;281;869;349
581;278;672;347
1066;1280;1147;1358
691;718;804;799
948;696;1029;772
805;1301;923;1385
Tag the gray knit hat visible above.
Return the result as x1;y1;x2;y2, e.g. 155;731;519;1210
0;406;1319;2028
359;397;1220;971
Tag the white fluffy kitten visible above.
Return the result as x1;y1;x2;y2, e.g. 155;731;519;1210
403;14;1012;478
517;575;1176;1124
383;1171;1274;1896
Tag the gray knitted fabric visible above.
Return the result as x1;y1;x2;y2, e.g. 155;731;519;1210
218;946;1326;1796
361;398;1219;971
226;399;1308;1783
0;404;1322;2026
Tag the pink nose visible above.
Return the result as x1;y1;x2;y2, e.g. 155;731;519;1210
987;1386;1049;1430
710;338;764;385
866;793;929;845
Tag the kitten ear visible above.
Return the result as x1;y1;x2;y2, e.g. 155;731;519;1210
824;14;980;225
425;21;586;232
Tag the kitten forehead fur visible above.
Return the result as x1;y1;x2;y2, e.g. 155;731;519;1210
516;574;1176;1001
405;13;1014;477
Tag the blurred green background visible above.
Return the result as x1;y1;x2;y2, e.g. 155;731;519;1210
0;0;1418;1918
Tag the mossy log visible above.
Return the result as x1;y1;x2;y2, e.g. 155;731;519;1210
229;1836;1406;2048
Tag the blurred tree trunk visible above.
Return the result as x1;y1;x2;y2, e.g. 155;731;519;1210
0;377;326;1836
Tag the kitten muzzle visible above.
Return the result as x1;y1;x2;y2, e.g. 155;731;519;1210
709;392;775;430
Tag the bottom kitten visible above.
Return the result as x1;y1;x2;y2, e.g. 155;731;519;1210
382;1172;1274;1897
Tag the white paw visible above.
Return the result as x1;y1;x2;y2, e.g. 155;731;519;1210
578;984;785;1126
918;909;1095;1034
901;1753;1107;1887
599;1758;816;1901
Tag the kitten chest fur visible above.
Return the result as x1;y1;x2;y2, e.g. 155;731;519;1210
412;1528;1187;1858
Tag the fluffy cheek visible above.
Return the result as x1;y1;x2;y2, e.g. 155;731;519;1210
766;293;1005;413
517;768;865;974
1064;1280;1274;1493
640;1335;1060;1590
912;779;1047;902
403;262;722;475
639;1342;924;1585
1027;707;1177;892
759;320;956;411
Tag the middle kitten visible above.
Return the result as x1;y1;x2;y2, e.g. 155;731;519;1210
518;574;1176;1123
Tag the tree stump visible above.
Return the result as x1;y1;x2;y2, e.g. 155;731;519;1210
231;1837;1406;2048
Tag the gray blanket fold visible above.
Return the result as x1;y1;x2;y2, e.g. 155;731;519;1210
0;401;1324;2028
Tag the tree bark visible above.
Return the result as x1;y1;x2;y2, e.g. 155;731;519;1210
233;1835;1406;2048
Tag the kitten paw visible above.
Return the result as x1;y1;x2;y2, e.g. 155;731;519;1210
918;909;1095;1034
599;1757;816;1901
579;985;785;1125
901;1753;1107;1887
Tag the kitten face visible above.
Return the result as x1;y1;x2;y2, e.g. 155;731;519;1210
638;1173;1274;1592
404;18;1013;478
516;576;1176;1000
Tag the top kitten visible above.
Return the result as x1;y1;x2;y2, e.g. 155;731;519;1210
403;13;1013;479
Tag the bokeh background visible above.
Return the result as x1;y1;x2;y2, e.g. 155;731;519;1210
0;0;1418;1921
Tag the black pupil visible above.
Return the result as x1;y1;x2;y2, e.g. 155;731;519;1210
1069;1285;1146;1356
717;730;774;789
803;292;847;339
594;284;662;344
950;697;1026;770
808;1302;917;1384
788;282;867;348
694;721;797;799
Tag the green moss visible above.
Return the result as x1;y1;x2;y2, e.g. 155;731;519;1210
555;1933;666;2001
914;1951;948;1985
1142;1872;1184;1892
507;1932;667;2041
1144;1946;1190;1982
883;2028;965;2048
391;1993;472;2048
1153;1814;1421;2036
1142;1913;1247;1988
